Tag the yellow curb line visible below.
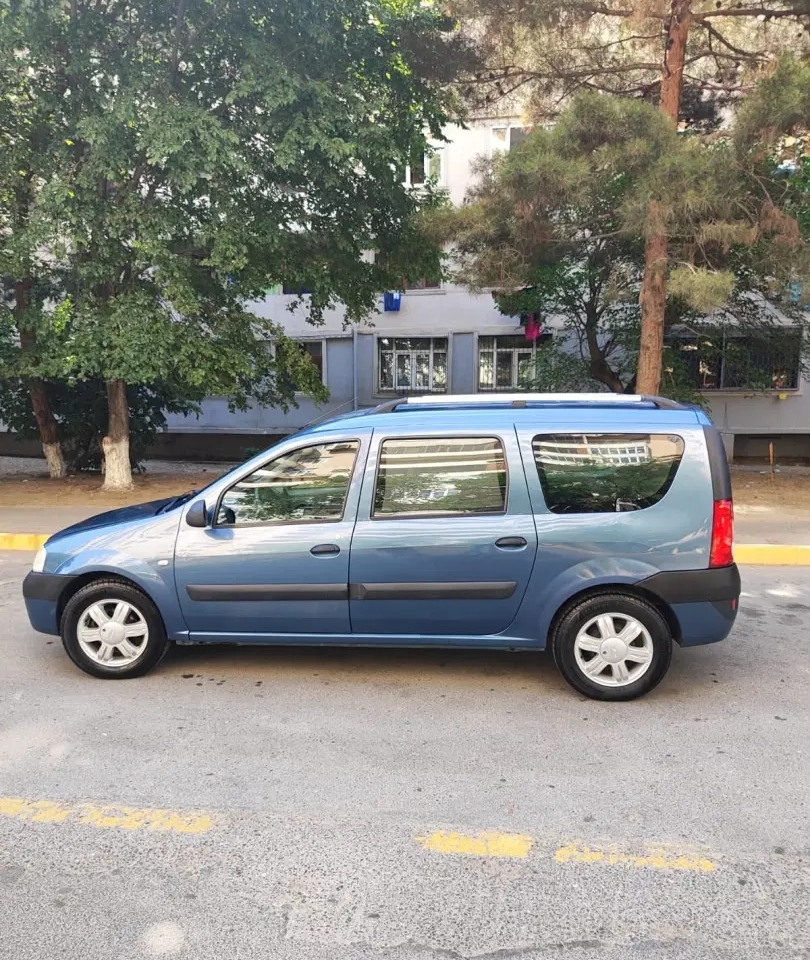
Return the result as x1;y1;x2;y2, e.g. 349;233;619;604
0;533;48;551
1;533;809;566
734;543;810;566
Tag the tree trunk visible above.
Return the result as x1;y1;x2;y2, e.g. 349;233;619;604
101;379;133;491
17;281;67;479
637;226;669;396
636;0;692;395
29;380;67;479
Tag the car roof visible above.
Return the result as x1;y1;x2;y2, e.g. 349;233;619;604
303;394;706;438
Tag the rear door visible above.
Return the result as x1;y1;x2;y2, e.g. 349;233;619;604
348;428;538;638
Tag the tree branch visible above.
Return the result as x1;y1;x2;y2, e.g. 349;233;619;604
699;6;810;18
171;0;188;76
699;19;770;59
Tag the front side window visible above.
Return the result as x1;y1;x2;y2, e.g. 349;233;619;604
532;434;685;514
374;437;507;517
378;337;448;393
478;335;552;391
217;441;359;526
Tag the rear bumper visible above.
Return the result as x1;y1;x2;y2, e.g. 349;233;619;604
640;564;740;647
639;564;741;604
22;572;77;636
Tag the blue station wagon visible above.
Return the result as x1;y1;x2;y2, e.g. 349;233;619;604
23;394;741;701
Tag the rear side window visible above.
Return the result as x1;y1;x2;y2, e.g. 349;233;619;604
532;434;685;514
374;437;507;517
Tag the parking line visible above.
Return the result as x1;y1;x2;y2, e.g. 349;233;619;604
417;830;534;858
554;842;717;872
0;796;214;835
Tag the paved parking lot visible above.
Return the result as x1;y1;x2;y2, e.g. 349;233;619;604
1;551;808;959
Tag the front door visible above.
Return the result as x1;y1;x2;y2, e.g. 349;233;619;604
348;430;538;638
174;437;366;640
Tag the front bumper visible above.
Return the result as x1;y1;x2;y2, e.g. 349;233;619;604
22;571;78;636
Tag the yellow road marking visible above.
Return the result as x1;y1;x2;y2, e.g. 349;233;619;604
0;796;214;835
0;533;48;551
734;543;810;566
417;830;534;858
1;531;809;566
554;842;716;872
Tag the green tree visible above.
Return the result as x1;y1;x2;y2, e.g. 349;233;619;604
0;0;465;488
436;92;808;395
451;0;810;394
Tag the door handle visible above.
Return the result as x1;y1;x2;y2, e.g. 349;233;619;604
495;536;528;549
310;543;341;556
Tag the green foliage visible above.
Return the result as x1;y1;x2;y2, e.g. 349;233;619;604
452;0;810;120
0;0;465;469
440;89;810;396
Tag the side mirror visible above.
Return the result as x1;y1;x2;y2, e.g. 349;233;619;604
185;499;208;528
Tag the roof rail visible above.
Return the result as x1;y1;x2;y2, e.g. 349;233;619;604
372;393;684;411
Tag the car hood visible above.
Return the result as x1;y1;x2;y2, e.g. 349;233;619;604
48;497;179;541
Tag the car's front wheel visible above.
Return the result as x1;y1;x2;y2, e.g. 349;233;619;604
61;579;171;679
551;593;673;701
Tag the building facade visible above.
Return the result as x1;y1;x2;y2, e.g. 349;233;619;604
3;117;804;463
162;115;809;463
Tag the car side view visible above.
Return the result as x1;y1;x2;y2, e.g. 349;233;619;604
22;393;740;701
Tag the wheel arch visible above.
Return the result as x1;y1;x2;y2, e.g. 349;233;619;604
546;583;682;647
57;572;161;632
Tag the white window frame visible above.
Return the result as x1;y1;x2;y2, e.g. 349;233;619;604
377;336;449;395
402;146;446;188
490;126;530;156
477;333;549;392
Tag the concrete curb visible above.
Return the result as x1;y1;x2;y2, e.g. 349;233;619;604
2;533;810;566
0;534;48;551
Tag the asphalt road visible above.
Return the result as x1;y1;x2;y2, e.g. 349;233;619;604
0;552;808;960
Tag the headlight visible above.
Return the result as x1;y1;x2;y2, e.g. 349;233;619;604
32;547;47;573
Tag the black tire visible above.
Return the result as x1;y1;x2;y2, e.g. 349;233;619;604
61;579;171;679
551;592;673;702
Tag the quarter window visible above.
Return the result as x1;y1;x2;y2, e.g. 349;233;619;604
378;337;448;393
217;441;359;526
374;437;507;517
532;434;685;514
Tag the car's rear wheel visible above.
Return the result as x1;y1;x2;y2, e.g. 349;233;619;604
551;593;673;701
61;579;171;679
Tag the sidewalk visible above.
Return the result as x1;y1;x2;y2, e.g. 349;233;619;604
1;505;809;564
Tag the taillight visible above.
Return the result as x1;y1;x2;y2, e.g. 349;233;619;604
710;499;734;568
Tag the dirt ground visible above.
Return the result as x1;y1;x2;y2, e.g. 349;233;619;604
0;458;808;512
0;467;227;508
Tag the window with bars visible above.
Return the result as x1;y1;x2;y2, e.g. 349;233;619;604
378;337;448;393
477;334;552;391
667;326;802;391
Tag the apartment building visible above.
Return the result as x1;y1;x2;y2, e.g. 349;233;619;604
159;115;808;463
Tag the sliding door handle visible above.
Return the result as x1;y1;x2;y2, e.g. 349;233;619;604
310;543;340;556
495;536;528;549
